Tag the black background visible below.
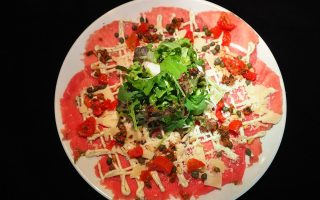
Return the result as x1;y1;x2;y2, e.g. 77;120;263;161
5;0;318;199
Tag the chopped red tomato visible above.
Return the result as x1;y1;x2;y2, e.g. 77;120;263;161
78;117;96;137
216;100;226;122
98;74;108;85
217;13;236;31
222;57;246;76
137;22;149;33
187;158;205;173
126;33;140;51
102;99;118;110
107;71;120;86
210;26;231;46
140;170;151;181
84;95;92;107
222;30;231;46
127;145;143;158
91;100;103;117
184;30;194;43
229;120;242;136
105;140;116;150
210;26;222;39
242;70;257;81
149;156;173;174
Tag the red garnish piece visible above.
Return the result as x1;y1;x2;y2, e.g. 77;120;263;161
228;120;242;136
242;70;257;81
187;158;205;173
78;117;96;137
149;156;173;174
127;145;144;158
217;13;236;31
216;100;226;122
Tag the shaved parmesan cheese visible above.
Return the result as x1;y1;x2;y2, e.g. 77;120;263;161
175;29;187;39
96;111;118;128
193;38;207;52
204;172;222;188
150;171;165;192
142;146;155;160
209;159;226;173
130;164;146;179
156;15;164;35
192;145;206;164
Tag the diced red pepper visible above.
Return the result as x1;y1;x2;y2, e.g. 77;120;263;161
106;71;120;86
102;99;118;110
105;140;116;150
78;117;96;137
210;26;222;39
216;100;226;122
84;95;92;108
140;170;151;181
127;145;144;158
217;13;236;31
184;30;194;43
222;57;246;76
187;158;205;173
137;22;149;33
242;70;257;81
149;156;173;174
98;74;109;85
228;120;242;136
222;30;231;46
126;33;140;51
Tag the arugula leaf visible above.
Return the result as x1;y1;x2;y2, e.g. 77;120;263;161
185;89;209;115
160;55;187;79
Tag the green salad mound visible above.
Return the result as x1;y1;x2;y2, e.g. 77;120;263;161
117;38;209;132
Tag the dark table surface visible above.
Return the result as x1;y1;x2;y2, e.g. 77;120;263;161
6;0;318;199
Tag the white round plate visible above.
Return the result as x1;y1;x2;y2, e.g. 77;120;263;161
54;0;287;199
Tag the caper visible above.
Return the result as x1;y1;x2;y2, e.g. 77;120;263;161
246;80;251;86
119;37;124;44
201;173;207;181
114;32;119;38
191;171;199;178
214;45;220;52
247;63;253;68
107;157;113;165
245;148;252;157
202;45;209;52
223;106;229;112
202;25;208;31
195;28;200;32
158;144;166;151
211;49;217;55
220;62;225;68
214;58;221;65
205;30;212;36
213;167;220;173
210;41;215;46
236;110;242;117
140;16;144;23
132;24;138;31
169;37;175;42
86;87;94;93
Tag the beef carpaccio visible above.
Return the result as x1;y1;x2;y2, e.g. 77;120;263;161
60;6;283;200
